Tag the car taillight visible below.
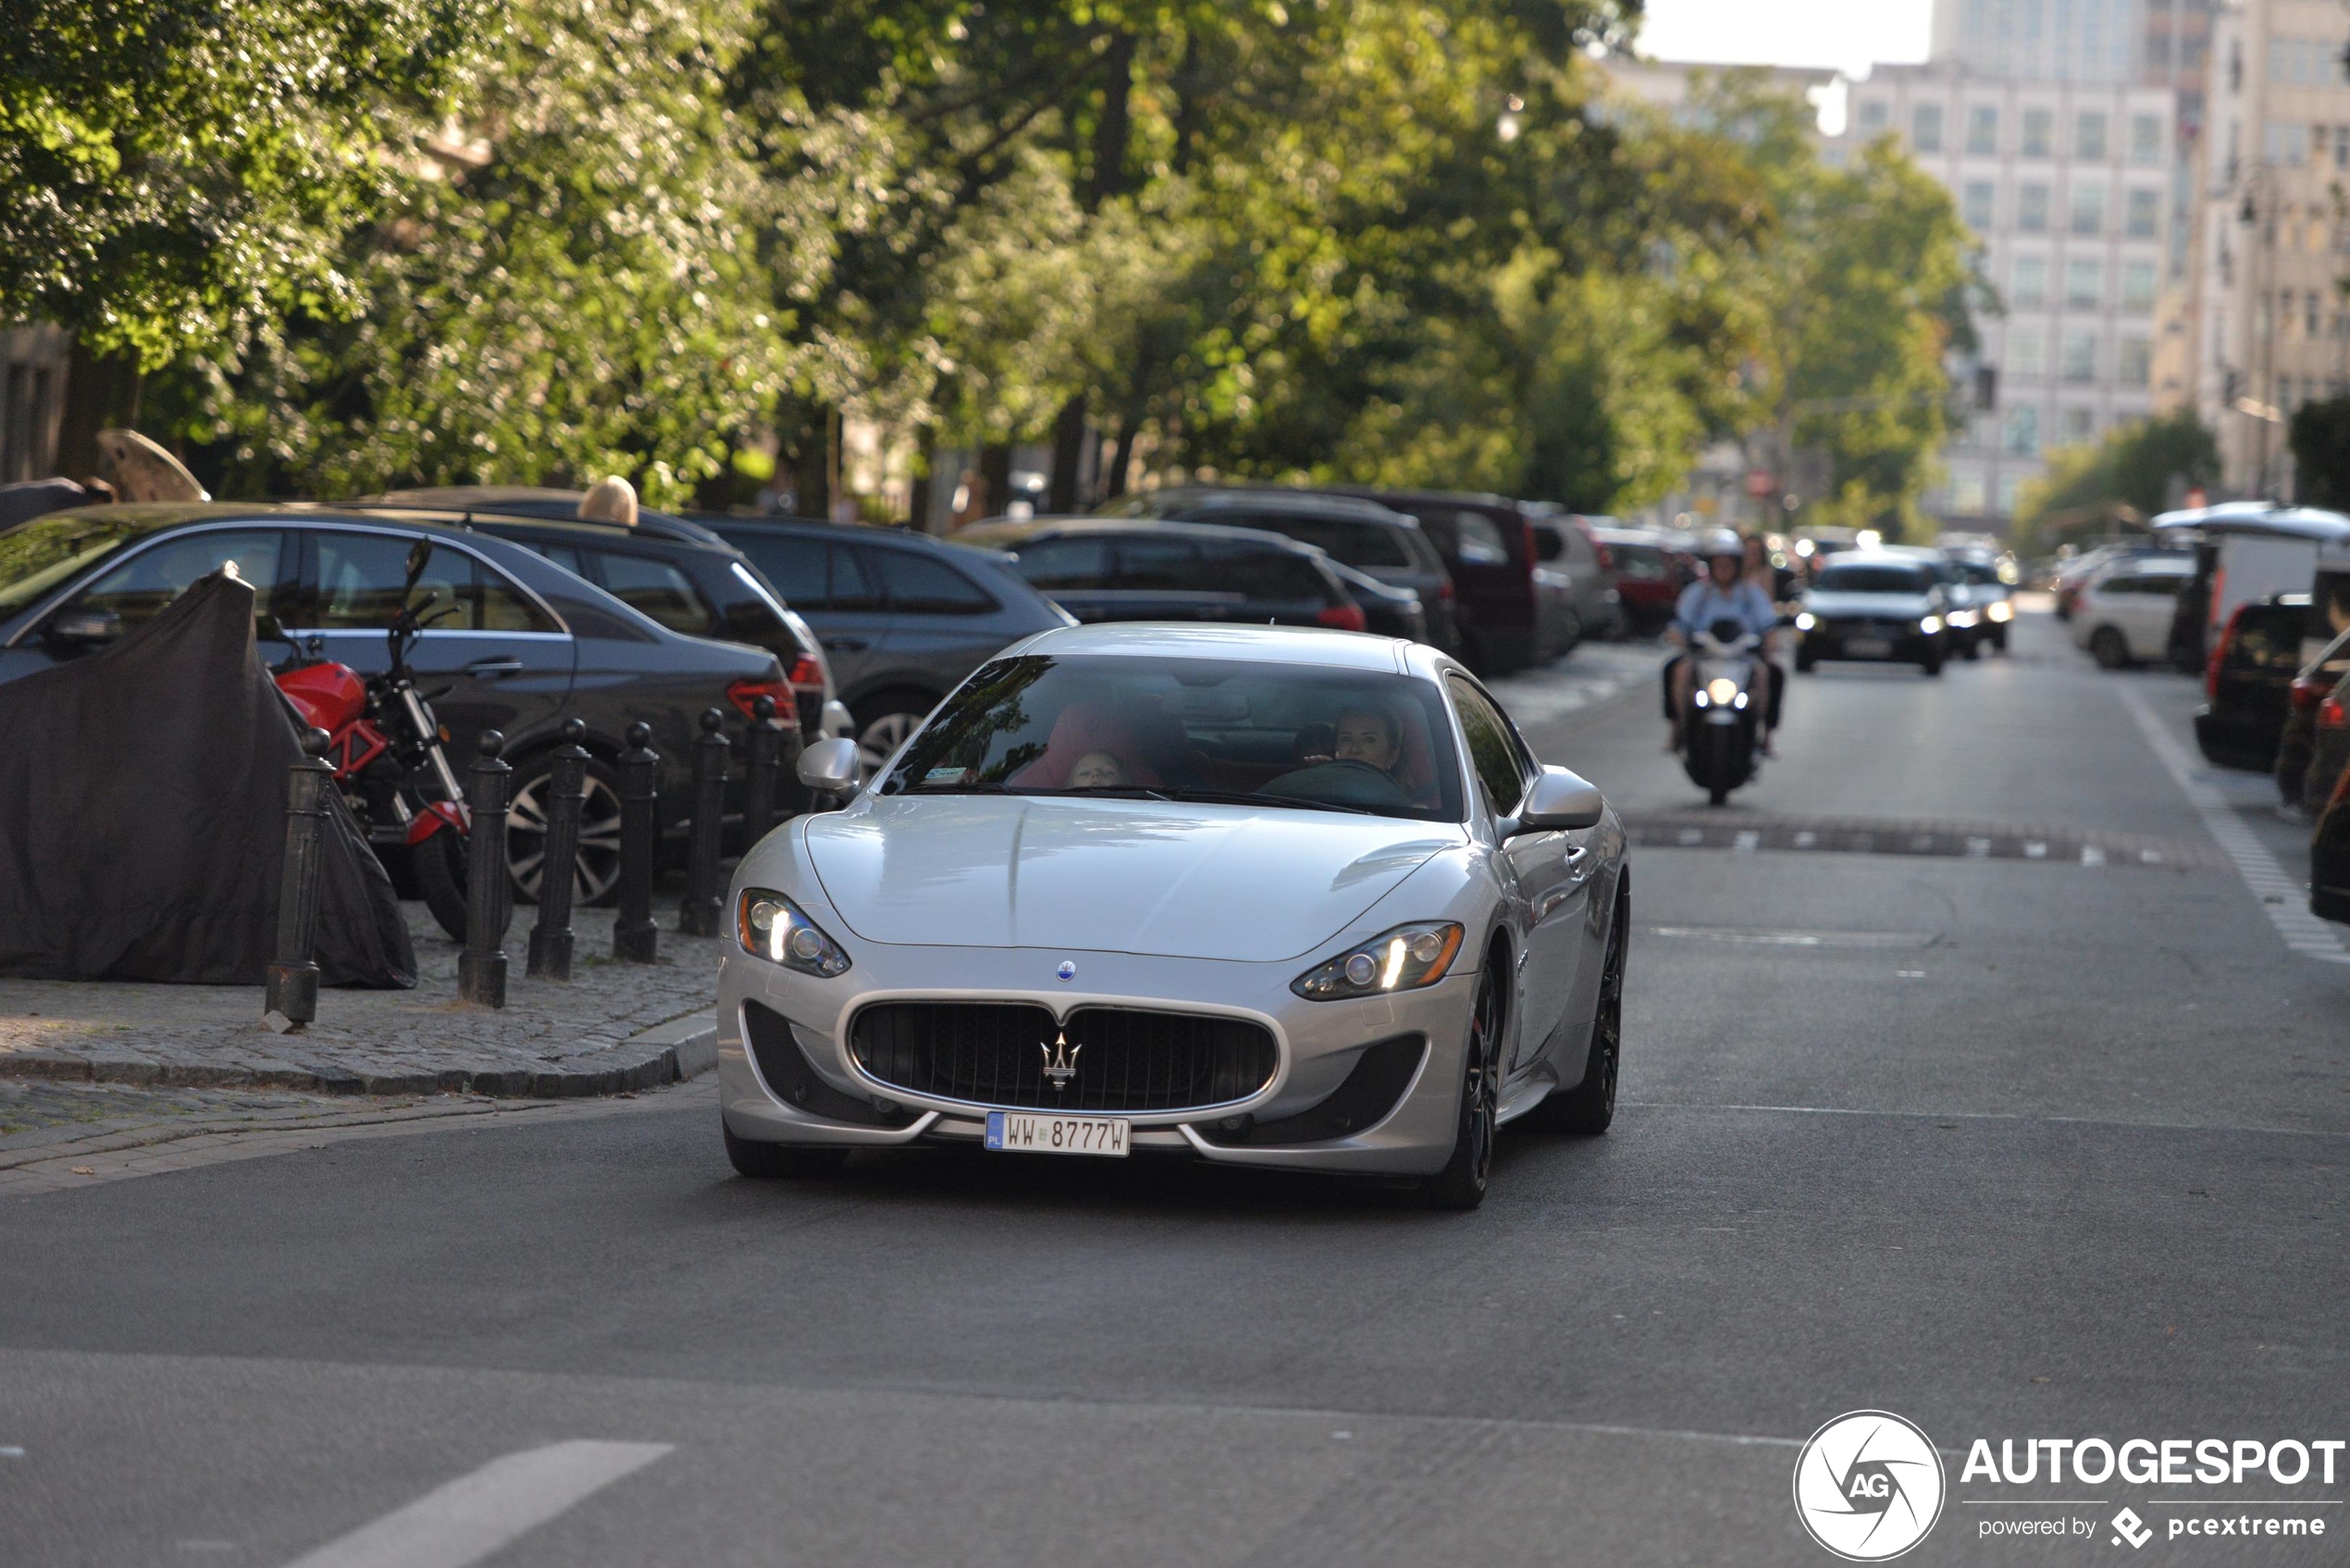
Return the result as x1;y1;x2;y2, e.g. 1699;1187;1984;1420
2293;675;2326;713
727;678;798;723
2206;607;2245;702
1317;602;1368;633
2320;696;2348;731
1435;578;1454;601
785;654;823;689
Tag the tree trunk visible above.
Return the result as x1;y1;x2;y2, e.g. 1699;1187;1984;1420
978;442;1013;519
1046;396;1088;513
790;403;831;522
56;341;141;482
909;424;938;533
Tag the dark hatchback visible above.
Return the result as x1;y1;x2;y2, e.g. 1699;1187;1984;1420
1325;488;1543;674
1104;487;1453;653
367;488;838;743
953;516;1399;637
697;515;1074;774
2195;594;2315;772
0;504;787;896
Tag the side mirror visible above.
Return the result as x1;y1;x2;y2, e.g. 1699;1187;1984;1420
1510;765;1604;833
797;736;863;797
46;607;123;647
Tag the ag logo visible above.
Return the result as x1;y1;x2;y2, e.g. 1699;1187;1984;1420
1792;1410;1946;1561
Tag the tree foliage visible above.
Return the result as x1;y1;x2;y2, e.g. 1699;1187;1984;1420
2013;409;2220;549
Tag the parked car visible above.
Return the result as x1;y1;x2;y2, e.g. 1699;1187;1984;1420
2072;554;2196;668
957;516;1389;644
365;488;845;745
2152;502;2350;670
2276;624;2350;808
0;504;787;899
717;622;1629;1209
2310;711;2350;920
699;515;1075;775
2191;593;2317;772
1588;525;1683;636
1793;553;1952;674
1325;559;1429;643
1525;508;1623;654
1326;488;1544;674
1104;487;1456;654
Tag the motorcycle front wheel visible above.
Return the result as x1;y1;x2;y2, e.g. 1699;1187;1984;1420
413;829;471;941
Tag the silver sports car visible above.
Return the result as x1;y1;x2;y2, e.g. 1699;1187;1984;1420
715;623;1630;1208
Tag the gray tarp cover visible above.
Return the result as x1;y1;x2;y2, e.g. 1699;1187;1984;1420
0;571;417;985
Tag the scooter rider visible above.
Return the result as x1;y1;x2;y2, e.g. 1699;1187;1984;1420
1664;532;1779;753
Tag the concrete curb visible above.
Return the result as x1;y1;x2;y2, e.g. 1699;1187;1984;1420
0;1010;720;1100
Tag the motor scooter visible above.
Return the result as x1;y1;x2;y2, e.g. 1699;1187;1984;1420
269;540;478;939
1681;616;1764;807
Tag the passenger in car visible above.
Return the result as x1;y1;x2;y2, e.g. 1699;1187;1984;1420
1067;750;1132;789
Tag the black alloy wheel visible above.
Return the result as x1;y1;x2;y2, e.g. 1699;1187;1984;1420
508;755;625;907
1532;891;1626;1133
724;1122;851;1179
1424;965;1502;1210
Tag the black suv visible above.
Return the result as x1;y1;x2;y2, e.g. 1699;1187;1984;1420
1105;487;1453;653
955;516;1395;637
2195;593;2314;772
696;515;1075;774
365;488;839;743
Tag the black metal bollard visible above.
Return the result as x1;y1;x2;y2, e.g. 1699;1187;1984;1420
612;722;661;963
679;708;730;936
742;696;783;849
457;730;513;1007
263;726;335;1032
526;718;590;982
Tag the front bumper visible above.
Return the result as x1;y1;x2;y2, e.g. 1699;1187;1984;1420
1800;623;1939;662
714;942;1474;1176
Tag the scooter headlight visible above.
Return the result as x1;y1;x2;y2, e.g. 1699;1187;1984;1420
1705;677;1739;706
737;889;852;977
1795;611;1816;631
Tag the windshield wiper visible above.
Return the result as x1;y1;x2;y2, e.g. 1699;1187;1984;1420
1151;787;1387;817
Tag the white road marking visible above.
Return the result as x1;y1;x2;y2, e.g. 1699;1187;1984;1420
1793;830;1818;848
2081;844;2106;867
2116;685;2350;964
1647;926;1937;950
278;1440;672;1568
2025;841;2048;858
1733;830;1760;853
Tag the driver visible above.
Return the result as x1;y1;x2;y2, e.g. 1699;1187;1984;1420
1332;704;1404;778
1664;531;1778;754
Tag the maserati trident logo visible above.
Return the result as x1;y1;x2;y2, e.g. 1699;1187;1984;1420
1040;1029;1082;1091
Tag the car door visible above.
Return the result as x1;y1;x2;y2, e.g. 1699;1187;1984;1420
295;527;572;751
865;545;1009;692
1110;535;1230;621
1450;674;1587;1074
728;532;890;696
1006;534;1119;623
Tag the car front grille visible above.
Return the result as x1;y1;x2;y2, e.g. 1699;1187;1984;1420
849;1002;1279;1113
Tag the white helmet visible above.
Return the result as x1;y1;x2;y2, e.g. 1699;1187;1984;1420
1704;530;1744;562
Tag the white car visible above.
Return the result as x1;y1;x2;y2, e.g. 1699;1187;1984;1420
714;623;1634;1210
2072;555;2196;668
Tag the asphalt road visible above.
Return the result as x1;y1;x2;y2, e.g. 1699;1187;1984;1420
5;609;2347;1567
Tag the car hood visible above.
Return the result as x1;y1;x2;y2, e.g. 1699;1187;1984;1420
804;795;1463;961
1804;590;1934;618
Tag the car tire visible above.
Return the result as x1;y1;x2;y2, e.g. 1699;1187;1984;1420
1991;626;2010;653
507;753;625;907
724;1122;851;1179
2089;626;2129;670
1921;650;1944;676
1961;636;1982;661
413;828;471;942
1423;963;1502;1211
1530;891;1625;1135
851;690;938;781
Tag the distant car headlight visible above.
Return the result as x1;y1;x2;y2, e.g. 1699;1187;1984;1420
737;888;852;977
1795;611;1816;631
1987;599;2013;623
1921;615;1944;635
1293;921;1464;1000
1948;610;1977;628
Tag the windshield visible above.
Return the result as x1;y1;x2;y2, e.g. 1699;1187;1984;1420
1814;563;1928;595
0;512;163;615
880;653;1466;821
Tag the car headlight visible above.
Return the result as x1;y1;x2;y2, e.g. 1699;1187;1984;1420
1795;611;1816;631
1948;610;1976;628
1293;921;1464;1000
1987;599;2013;623
1921;615;1943;635
737;888;852;977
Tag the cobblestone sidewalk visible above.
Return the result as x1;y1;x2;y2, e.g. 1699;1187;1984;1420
0;904;721;1097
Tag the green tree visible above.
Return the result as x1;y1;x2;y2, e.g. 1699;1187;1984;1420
2014;409;2220;549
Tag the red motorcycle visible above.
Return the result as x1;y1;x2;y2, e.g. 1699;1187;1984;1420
270;542;477;940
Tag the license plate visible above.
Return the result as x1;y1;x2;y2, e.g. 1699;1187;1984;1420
984;1111;1132;1157
1846;637;1891;657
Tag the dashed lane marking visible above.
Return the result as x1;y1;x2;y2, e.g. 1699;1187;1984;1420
2115;685;2350;965
278;1440;672;1568
1624;813;2223;870
1647;927;1940;950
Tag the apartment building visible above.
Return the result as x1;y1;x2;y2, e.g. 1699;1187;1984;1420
1839;65;2178;522
2193;0;2350;496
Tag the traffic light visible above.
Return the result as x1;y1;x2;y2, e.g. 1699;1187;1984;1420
1973;365;1998;410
